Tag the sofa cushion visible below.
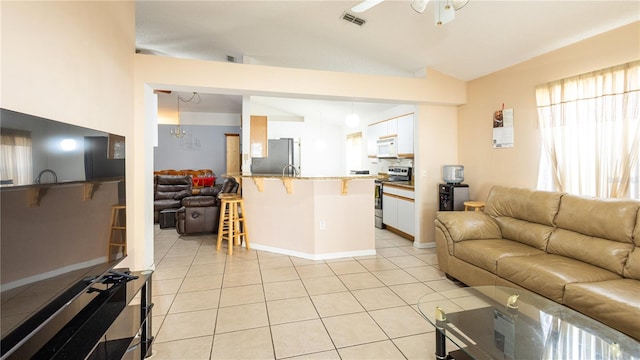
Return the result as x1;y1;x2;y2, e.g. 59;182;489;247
497;254;621;303
555;194;638;244
454;239;544;273
155;191;175;200
153;199;182;212
564;279;640;340
494;217;554;250
484;186;562;226
174;189;192;200
548;229;634;276
624;247;640;280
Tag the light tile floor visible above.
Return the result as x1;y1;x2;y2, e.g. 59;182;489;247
149;226;465;360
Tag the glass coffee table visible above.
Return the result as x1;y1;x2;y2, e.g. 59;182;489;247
417;286;640;360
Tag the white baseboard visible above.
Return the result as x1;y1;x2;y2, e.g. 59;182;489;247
249;243;376;260
413;242;436;249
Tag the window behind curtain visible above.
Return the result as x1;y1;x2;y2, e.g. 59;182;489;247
535;60;640;199
346;132;362;173
1;128;33;186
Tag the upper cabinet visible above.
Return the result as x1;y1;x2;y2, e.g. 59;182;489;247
250;115;268;158
366;121;387;156
396;114;414;157
366;113;414;158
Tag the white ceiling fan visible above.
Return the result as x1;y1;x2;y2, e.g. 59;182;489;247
351;0;469;14
351;0;469;23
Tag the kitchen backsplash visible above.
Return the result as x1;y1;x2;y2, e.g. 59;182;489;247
369;157;413;175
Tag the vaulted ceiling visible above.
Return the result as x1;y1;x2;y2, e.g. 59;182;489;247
137;1;639;119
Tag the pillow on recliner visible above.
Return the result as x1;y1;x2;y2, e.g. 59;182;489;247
174;189;192;200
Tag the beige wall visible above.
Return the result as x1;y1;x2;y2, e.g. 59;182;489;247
415;104;458;246
458;22;640;201
241;178;375;258
1;2;137;266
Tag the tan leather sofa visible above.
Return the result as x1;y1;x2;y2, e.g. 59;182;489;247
434;185;640;340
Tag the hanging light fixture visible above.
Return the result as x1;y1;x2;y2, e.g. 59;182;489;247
345;102;360;128
435;0;455;26
171;94;186;138
410;0;430;13
170;92;200;138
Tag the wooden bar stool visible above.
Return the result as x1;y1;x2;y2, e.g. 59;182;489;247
464;201;486;212
216;194;250;255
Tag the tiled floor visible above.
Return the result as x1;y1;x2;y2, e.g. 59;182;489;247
150;226;465;360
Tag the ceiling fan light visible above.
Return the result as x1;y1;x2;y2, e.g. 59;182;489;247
351;0;384;13
435;0;455;26
410;0;430;14
345;113;360;128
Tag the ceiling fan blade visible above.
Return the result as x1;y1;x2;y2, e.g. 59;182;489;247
351;0;384;13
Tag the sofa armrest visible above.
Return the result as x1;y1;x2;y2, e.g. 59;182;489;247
435;211;502;243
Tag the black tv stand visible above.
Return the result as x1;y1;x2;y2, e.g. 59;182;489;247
101;270;140;284
29;270;154;360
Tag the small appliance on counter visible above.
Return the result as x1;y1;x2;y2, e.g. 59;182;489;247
439;165;469;211
350;170;370;175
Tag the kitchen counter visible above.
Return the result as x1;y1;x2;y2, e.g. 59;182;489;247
380;180;414;190
237;176;376;260
234;174;380;180
229;174;381;195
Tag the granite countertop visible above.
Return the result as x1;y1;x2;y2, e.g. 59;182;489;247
381;180;415;190
238;174;381;180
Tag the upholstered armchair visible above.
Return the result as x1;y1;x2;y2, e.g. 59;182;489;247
153;175;192;223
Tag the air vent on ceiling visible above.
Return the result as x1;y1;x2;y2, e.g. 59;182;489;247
341;12;366;26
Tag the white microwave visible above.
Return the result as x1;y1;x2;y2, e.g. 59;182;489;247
376;136;398;158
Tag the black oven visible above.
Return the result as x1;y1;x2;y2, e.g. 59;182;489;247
375;180;384;229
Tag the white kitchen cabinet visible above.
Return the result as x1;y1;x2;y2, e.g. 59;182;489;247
396;198;415;236
382;185;415;237
386;118;398;136
382;194;398;228
397;114;414;157
367;113;414;158
366;121;387;156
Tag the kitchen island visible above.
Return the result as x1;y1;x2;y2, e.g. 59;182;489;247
237;174;378;259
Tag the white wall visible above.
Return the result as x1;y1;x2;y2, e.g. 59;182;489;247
267;115;346;176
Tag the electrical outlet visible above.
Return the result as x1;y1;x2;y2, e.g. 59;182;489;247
319;220;326;230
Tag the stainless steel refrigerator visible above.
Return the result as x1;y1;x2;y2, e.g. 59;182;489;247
251;138;299;175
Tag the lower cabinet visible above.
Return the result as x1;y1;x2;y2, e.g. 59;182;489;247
396;198;415;236
382;185;415;237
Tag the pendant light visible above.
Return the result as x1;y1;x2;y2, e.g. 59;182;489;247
345;102;360;128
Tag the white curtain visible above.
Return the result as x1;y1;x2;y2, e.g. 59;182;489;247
535;60;640;199
1;129;33;186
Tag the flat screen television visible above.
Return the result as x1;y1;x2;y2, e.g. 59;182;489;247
0;108;127;359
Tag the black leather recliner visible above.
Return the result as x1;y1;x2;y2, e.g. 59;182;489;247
153;175;192;223
176;195;220;234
